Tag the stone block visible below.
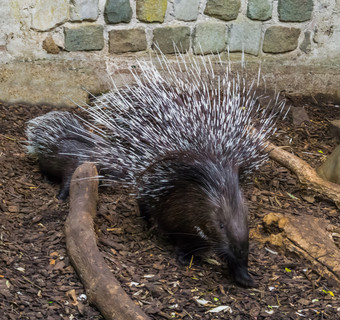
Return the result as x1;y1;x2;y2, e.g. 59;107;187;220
204;0;240;21
317;145;340;184
228;22;262;56
152;26;190;53
105;0;132;24
32;0;69;31
64;24;104;51
263;26;301;53
136;0;167;23
70;0;99;21
193;22;227;54
300;31;311;54
174;0;200;21
109;29;147;53
42;36;60;54
0;60;110;106
247;0;272;21
278;0;313;22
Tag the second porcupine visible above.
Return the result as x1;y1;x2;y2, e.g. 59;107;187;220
27;52;286;287
26;111;108;200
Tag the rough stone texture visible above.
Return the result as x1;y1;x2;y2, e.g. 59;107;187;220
109;29;147;53
0;1;32;62
0;60;110;106
64;24;104;51
105;0;132;24
311;1;340;59
263;26;301;53
193;22;226;54
292;107;310;126
228;22;262;56
70;0;99;21
152;26;190;53
247;0;272;21
336;0;340;13
2;58;340;106
32;0;69;31
278;0;313;22
0;1;20;47
329;119;340;142
42;35;60;54
317;145;340;184
136;0;167;23
300;31;312;54
204;0;241;21
174;0;200;21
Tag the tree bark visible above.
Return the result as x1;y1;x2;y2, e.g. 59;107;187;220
251;212;340;287
65;162;150;320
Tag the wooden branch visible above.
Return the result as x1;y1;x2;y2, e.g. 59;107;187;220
65;162;150;320
251;212;340;287
267;142;340;207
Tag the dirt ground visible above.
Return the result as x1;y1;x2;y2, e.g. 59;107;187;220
0;101;339;320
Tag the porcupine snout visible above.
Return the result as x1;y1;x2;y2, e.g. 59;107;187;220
225;241;255;288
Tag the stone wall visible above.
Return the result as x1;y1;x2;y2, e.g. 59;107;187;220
1;0;340;105
2;0;337;59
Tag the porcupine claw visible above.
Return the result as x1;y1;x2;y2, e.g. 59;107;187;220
228;258;257;288
56;174;72;200
233;266;256;288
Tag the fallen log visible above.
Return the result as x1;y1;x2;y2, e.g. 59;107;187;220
251;212;340;287
65;162;150;320
267;142;340;208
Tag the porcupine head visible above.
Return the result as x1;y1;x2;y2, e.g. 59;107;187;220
140;158;254;288
209;167;253;288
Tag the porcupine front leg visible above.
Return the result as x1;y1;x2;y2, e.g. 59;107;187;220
175;246;194;265
57;166;75;200
173;234;207;266
57;179;70;200
227;255;256;288
54;152;86;201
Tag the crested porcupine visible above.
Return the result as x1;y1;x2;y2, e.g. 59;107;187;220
26;111;107;200
26;52;286;287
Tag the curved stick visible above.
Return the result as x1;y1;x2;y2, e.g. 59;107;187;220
65;162;150;320
267;142;340;207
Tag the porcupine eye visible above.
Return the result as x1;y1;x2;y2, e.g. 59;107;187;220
220;223;225;229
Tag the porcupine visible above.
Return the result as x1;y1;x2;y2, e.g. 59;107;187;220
26;111;108;200
26;52;286;287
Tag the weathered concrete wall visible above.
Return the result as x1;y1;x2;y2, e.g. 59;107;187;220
0;0;340;106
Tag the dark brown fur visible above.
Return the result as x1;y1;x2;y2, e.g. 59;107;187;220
37;137;94;200
26;112;104;200
138;155;255;287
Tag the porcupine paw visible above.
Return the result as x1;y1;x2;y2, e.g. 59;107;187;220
57;186;70;201
233;268;257;288
175;247;193;266
56;176;72;200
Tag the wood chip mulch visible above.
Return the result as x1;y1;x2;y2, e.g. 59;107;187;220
0;101;339;319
